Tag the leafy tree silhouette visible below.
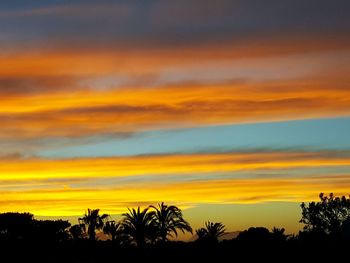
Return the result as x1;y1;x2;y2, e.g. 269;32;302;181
300;193;350;236
121;207;154;247
195;221;225;243
236;227;271;242
149;202;192;242
79;209;109;241
0;212;34;241
34;219;71;242
0;213;70;242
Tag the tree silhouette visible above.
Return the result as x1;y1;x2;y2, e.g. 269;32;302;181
300;193;350;236
341;218;350;241
271;227;288;242
0;213;71;242
0;212;34;241
121;207;154;247
236;227;271;242
103;220;123;242
195;221;225;243
149;202;192;242
69;224;85;240
34;219;71;242
79;209;109;241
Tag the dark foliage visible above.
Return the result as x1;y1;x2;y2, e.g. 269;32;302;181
34;219;71;242
0;212;70;243
120;207;155;247
1;194;350;262
79;208;109;241
149;202;192;242
69;224;85;240
103;220;123;242
236;227;271;242
300;192;350;237
195;221;225;243
0;212;34;241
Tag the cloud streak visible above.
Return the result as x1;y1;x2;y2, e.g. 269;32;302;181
0;79;349;141
2;148;350;215
1;150;349;180
0;1;348;50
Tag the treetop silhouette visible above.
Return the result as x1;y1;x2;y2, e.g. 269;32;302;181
149;202;192;242
300;192;350;236
196;221;226;243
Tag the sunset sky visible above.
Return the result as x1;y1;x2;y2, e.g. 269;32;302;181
0;0;349;237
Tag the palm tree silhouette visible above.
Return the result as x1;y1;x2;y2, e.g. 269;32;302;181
103;220;123;241
149;202;192;242
121;207;154;247
79;209;109;241
196;221;226;243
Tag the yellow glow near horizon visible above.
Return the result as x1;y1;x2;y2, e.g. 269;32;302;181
0;152;349;216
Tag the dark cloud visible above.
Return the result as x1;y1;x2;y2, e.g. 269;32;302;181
0;152;25;160
0;130;135;159
61;104;181;115
0;0;349;50
0;76;79;96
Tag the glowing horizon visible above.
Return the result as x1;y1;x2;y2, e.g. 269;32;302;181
1;150;350;217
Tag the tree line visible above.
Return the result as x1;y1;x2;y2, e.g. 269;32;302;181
1;193;350;246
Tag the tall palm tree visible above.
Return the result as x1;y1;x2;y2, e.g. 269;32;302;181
121;207;154;247
103;220;123;241
149;202;192;242
79;209;109;241
196;221;226;243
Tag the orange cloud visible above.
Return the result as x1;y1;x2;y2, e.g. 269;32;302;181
0;80;349;140
1;151;350;181
0;35;348;142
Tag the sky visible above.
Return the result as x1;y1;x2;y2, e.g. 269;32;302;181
0;0;350;237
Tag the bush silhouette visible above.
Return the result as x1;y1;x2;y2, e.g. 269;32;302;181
236;227;271;242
